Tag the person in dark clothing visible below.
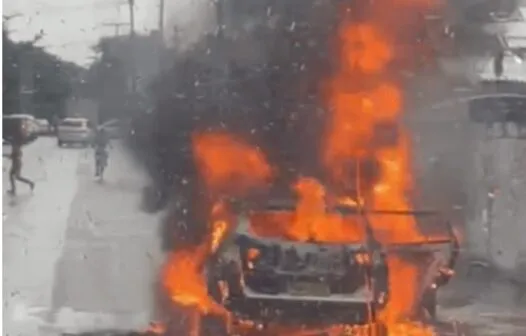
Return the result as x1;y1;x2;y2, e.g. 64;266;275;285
4;142;35;194
92;127;111;177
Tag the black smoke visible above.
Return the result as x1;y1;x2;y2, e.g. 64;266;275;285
127;0;437;251
127;1;342;250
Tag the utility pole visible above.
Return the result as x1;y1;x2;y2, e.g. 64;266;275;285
215;0;224;40
159;0;165;41
157;0;166;73
128;0;137;94
128;0;135;38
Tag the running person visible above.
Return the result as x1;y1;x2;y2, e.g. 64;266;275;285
5;142;35;194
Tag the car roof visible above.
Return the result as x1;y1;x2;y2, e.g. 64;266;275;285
62;117;88;122
62;117;88;121
4;114;35;119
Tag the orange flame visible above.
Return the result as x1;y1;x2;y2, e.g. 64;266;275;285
162;134;273;328
161;199;234;318
192;132;273;196
248;178;366;243
161;244;222;316
324;0;440;329
162;0;444;333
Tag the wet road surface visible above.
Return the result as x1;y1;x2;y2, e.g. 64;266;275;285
438;274;526;336
3;138;526;336
3;138;163;336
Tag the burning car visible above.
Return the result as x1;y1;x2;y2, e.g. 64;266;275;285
199;201;459;335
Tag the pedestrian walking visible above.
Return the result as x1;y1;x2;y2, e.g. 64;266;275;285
4;141;35;195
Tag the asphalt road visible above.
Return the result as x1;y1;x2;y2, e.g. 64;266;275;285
3;138;525;336
3;138;164;336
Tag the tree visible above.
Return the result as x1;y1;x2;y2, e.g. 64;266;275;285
2;27;84;120
85;33;162;123
85;39;129;122
3;27;21;114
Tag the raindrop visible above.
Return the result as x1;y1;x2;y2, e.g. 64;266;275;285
289;21;296;32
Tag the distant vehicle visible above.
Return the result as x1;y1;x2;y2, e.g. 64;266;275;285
99;119;127;139
190;202;459;336
57;117;94;147
35;118;52;135
2;114;39;145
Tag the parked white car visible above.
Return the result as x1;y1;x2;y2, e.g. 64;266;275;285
57;118;93;147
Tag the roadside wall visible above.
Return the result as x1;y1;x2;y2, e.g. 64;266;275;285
470;136;526;270
407;58;526;272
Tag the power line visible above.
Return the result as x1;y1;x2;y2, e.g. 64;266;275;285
33;1;123;12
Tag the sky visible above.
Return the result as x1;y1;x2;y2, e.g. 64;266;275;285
2;0;198;67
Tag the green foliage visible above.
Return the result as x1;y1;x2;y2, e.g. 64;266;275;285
2;27;83;120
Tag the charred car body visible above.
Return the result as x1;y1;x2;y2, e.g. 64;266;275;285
202;203;459;335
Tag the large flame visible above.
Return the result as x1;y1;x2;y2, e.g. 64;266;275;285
161;244;223;316
161;132;273;329
249;177;366;243
161;200;232;318
161;0;444;333
323;0;441;328
192;132;273;196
